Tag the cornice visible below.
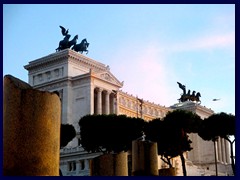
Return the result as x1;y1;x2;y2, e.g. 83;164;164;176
33;76;72;90
118;90;170;111
170;101;214;116
91;70;123;88
24;49;108;73
24;49;69;70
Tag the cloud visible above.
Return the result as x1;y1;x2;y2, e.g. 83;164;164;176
169;32;235;53
110;42;179;107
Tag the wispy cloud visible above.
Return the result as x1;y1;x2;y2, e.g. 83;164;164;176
169;32;235;53
111;42;179;107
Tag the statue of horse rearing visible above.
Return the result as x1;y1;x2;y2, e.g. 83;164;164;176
177;82;201;104
71;38;89;54
56;35;78;52
56;26;89;54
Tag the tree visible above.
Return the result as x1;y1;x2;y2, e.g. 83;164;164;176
60;124;76;148
59;124;76;175
145;110;201;176
144;118;175;168
198;112;235;175
79;114;145;153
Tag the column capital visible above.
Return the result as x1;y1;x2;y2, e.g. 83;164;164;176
95;87;103;92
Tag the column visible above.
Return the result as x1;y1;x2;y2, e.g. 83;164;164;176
132;140;158;176
217;138;222;162
110;91;117;114
105;91;110;115
3;75;61;176
90;152;128;176
221;138;226;163
97;88;102;114
225;140;230;164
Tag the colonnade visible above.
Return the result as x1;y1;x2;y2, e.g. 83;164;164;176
216;138;230;164
94;87;117;115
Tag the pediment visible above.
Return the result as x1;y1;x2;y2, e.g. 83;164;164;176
93;71;123;87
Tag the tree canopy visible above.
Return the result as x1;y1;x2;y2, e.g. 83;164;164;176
145;110;201;176
60;124;76;148
198;112;235;175
198;112;235;141
79;114;145;153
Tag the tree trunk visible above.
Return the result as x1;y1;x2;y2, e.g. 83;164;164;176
180;153;187;176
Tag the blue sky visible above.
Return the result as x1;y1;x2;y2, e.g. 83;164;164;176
3;4;235;114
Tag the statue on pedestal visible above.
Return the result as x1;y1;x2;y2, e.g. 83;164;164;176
177;82;201;104
55;26;89;54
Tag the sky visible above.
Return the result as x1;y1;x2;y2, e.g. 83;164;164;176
3;4;235;115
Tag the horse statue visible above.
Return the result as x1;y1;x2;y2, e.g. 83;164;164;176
72;38;89;54
56;34;78;52
178;89;191;102
189;92;201;103
67;35;78;48
56;26;78;51
177;82;201;104
56;34;71;51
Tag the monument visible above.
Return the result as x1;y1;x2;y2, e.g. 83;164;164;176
21;26;233;176
177;82;201;104
56;25;89;54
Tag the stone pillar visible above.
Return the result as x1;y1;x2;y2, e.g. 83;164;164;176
105;91;110;115
115;94;119;115
225;140;230;164
97;88;102;114
221;138;226;163
217;138;222;162
90;152;128;176
132;140;158;176
3;75;61;176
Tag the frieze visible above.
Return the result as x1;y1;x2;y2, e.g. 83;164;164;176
34;80;72;91
72;78;90;86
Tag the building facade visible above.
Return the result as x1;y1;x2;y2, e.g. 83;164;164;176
24;49;233;176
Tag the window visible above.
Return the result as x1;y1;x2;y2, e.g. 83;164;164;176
68;161;76;171
79;160;85;170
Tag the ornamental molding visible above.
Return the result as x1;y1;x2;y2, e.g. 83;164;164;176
92;71;123;88
33;77;72;91
24;49;108;74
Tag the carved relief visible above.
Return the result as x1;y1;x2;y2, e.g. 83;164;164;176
100;73;114;82
46;71;51;80
54;69;59;77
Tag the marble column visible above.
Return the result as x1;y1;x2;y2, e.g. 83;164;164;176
3;75;61;176
97;88;102;115
221;138;226;163
217;138;222;162
225;140;230;164
105;91;110;115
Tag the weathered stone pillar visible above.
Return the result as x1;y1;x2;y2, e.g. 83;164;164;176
97;88;102;114
132;140;158;176
3;75;61;176
159;167;176;176
90;152;128;176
